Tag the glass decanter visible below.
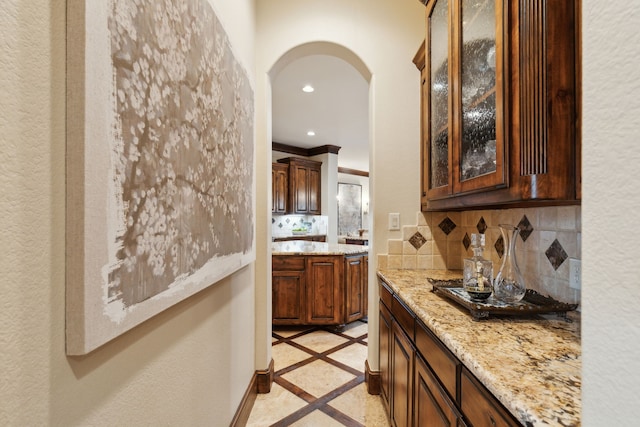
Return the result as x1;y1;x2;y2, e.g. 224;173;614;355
463;234;493;301
493;224;526;303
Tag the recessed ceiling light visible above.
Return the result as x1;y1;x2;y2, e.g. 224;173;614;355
302;85;315;93
307;131;315;136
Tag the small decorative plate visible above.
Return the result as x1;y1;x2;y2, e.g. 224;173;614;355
429;279;579;321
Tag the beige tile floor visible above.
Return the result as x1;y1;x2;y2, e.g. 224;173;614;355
246;321;389;427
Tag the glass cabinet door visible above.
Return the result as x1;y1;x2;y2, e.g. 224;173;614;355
427;0;451;197
455;0;505;192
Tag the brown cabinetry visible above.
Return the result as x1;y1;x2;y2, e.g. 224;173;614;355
345;255;368;323
272;162;288;214
416;0;580;211
391;320;414;427
379;278;520;426
277;157;322;215
272;257;306;324
272;254;367;326
461;367;517;427
414;354;461;427
306;256;342;324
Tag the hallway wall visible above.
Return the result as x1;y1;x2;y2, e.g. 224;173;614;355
0;1;256;425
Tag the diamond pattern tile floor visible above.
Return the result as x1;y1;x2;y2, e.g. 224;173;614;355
246;320;389;427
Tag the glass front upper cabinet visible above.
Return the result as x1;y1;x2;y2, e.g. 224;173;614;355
425;0;506;200
426;0;450;200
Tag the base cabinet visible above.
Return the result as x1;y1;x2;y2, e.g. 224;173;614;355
345;255;368;323
391;321;414;427
273;254;368;326
461;367;516;427
379;278;520;427
414;354;462;427
306;256;342;324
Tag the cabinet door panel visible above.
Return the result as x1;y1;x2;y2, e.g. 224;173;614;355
415;320;459;400
461;367;519;427
379;301;392;414
345;256;365;323
306;256;342;324
293;165;309;213
426;0;452;199
391;321;413;427
415;355;459;427
454;0;506;194
308;167;321;214
272;271;305;324
272;163;289;214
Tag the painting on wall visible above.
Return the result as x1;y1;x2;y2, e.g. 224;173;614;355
66;0;255;355
337;183;362;236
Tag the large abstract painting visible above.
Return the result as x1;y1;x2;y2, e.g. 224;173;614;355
66;0;255;355
337;183;362;236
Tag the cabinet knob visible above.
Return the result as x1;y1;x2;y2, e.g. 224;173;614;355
489;414;497;426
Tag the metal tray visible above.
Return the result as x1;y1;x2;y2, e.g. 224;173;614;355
429;279;579;321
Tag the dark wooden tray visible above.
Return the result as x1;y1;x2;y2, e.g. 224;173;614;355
429;279;579;321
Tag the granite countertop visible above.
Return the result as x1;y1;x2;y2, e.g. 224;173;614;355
272;233;327;240
378;269;581;427
339;235;369;241
272;240;369;256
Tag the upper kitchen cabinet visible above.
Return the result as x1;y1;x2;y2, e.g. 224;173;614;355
272;162;289;214
416;0;580;211
277;157;322;215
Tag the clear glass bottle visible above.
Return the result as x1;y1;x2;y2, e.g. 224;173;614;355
463;234;493;300
493;224;526;303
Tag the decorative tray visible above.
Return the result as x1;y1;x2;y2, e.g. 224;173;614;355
429;279;579;321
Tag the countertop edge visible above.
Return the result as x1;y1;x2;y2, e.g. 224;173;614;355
377;269;581;427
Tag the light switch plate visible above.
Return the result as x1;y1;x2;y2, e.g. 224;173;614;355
569;258;581;290
388;213;400;231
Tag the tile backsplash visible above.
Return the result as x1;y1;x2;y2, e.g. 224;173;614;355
272;215;328;238
378;206;581;306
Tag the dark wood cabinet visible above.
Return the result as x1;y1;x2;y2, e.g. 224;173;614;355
460;367;518;427
277;157;322;215
306;256;342;324
272;256;306;324
272;254;367;326
414;354;461;427
416;0;580;211
272;162;288;214
391;320;414;427
345;255;368;323
379;277;521;426
379;299;392;413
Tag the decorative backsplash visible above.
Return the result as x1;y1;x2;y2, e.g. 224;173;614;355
378;206;581;306
272;215;328;238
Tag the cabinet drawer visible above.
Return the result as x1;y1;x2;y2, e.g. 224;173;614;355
391;294;415;339
273;256;305;271
461;367;520;427
379;279;393;310
415;320;459;401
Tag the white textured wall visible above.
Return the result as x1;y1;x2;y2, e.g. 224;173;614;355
0;0;256;425
582;0;640;424
255;0;425;373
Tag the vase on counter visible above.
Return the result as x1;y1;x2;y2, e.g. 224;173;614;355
493;224;526;303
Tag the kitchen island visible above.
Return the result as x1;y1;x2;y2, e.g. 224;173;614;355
272;241;368;326
377;269;580;427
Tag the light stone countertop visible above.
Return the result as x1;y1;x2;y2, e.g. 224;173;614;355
378;269;581;427
272;240;369;256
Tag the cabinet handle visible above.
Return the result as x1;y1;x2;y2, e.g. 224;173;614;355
489;414;496;426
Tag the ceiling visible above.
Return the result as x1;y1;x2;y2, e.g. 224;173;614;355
271;54;370;173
